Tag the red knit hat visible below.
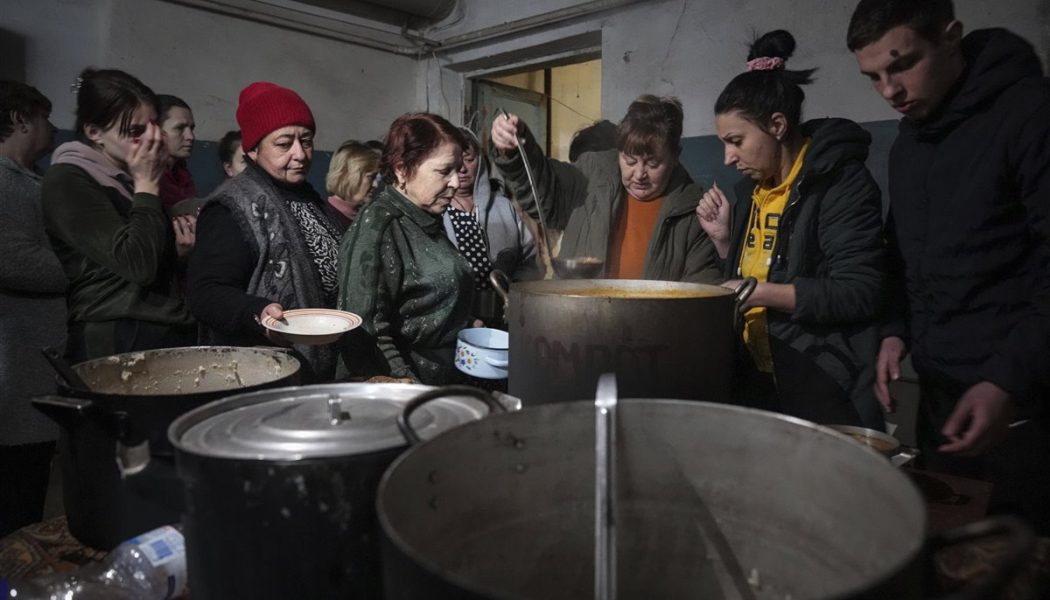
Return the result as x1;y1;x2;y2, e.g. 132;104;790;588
236;82;316;152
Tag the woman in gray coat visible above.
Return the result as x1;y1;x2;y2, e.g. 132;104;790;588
0;81;65;535
443;128;538;325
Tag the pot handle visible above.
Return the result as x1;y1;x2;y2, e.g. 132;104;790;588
32;395;94;428
890;446;920;468
41;347;91;392
731;277;758;331
397;385;507;445
732;277;758;310
489;269;511;322
32;395;133;442
927;515;1034;600
484;356;509;369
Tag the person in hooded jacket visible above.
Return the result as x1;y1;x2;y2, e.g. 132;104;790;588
42;68;195;362
697;30;886;429
849;0;1050;534
444;127;539;325
492;95;719;283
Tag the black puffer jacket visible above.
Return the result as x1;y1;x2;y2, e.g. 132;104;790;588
884;29;1050;409
725;118;886;428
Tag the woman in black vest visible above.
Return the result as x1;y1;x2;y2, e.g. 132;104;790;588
188;82;341;381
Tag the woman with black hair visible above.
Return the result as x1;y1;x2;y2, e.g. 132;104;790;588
156;94;197;210
696;30;886;428
0;81;64;535
42;68;194;362
217;130;246;178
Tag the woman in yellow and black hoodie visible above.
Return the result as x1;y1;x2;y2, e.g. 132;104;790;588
697;30;887;429
42;69;194;362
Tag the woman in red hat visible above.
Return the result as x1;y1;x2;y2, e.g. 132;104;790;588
187;82;342;381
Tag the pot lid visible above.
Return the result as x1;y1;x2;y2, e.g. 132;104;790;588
172;383;492;460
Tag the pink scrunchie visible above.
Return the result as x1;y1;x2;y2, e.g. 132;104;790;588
746;57;785;72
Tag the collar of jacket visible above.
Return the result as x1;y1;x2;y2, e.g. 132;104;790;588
382;185;445;235
902;28;1042;140
0;155;41;181
241;160;321;205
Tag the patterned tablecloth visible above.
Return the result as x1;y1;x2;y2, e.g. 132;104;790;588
0;516;106;580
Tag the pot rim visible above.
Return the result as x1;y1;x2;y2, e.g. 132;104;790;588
825;424;902;456
376;399;928;600
509;278;736;299
64;345;301;400
167;382;493;462
456;328;509;351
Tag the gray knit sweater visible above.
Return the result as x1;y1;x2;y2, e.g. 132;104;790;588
0;156;67;445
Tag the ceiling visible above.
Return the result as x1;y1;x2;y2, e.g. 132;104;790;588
290;0;457;29
163;0;645;56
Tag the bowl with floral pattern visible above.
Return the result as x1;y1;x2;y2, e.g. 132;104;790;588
455;328;509;380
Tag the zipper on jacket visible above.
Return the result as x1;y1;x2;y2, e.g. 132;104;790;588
769;176;806;272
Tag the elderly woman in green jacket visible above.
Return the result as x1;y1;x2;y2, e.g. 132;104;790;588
491;95;719;282
337;113;471;384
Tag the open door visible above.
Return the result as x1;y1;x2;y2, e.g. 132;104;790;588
470;79;548;152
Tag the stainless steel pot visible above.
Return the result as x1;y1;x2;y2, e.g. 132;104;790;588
378;399;1033;599
492;277;754;404
168;383;512;600
32;346;301;549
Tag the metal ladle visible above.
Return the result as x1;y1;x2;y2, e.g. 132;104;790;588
498;108;605;279
497;107;551;246
594;373;617;600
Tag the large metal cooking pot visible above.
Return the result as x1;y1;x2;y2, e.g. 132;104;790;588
378;398;1032;599
168;383;513;600
493;277;753;404
32;346;300;549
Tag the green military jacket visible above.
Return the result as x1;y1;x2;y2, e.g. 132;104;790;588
337;186;473;384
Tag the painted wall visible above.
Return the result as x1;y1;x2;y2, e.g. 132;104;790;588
430;0;1047;137
550;59;602;161
428;0;1047;207
3;0;422;193
600;0;1048;136
5;0;1047;194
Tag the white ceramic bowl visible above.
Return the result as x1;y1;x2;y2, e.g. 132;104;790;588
261;309;362;346
455;328;509;380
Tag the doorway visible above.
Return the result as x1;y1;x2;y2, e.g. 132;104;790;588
468;58;602;161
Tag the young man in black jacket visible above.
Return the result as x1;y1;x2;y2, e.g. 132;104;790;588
848;0;1050;534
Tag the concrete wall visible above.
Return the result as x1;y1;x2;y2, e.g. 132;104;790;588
429;0;1048;138
4;0;1046;193
428;0;1047;206
601;0;1048;136
3;0;423;193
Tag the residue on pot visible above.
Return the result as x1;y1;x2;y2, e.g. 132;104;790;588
77;348;294;395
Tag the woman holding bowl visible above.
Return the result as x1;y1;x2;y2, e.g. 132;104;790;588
188;82;342;381
337;113;472;384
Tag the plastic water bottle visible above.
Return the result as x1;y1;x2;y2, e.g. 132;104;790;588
1;525;187;600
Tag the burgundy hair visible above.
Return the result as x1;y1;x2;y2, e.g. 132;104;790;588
381;112;467;184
